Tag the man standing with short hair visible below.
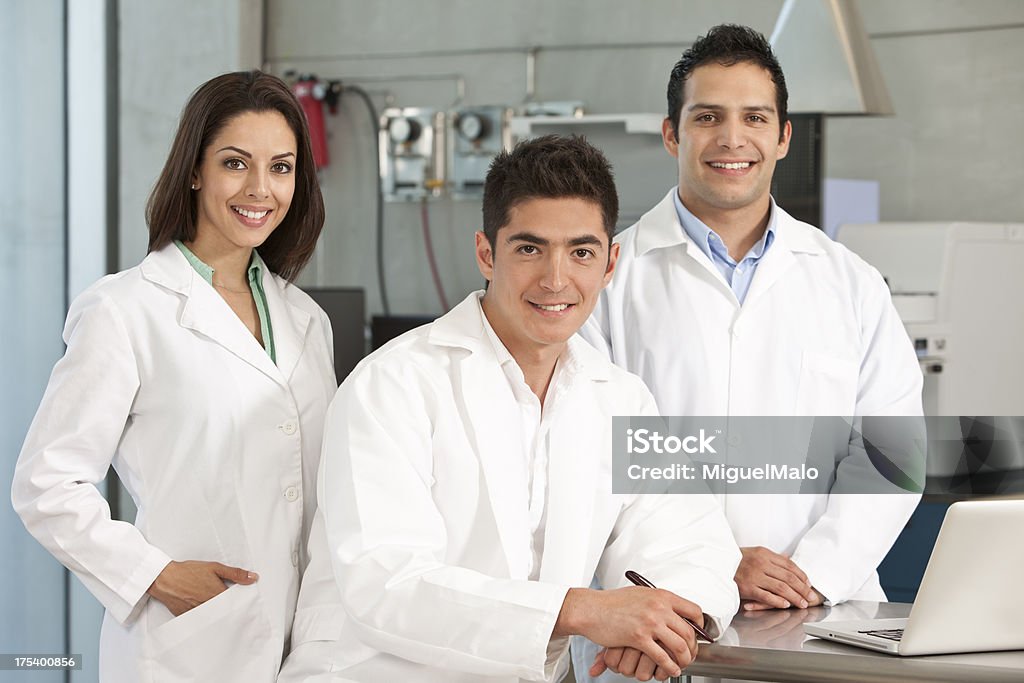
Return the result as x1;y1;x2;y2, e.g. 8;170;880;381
578;24;922;671
279;135;741;683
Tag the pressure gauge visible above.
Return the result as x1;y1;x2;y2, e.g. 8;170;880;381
389;116;421;144
457;113;487;141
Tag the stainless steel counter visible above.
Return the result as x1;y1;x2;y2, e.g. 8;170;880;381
676;601;1024;682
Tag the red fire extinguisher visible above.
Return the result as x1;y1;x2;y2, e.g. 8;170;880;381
292;74;329;170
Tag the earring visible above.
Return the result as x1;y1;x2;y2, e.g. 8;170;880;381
191;183;198;190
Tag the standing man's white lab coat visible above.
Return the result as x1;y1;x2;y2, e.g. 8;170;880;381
582;190;923;604
279;292;741;683
12;244;337;683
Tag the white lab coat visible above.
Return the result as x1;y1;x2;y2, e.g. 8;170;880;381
278;292;741;683
12;244;337;683
581;190;923;604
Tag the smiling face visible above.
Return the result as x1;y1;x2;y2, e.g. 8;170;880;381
476;196;618;362
190;109;297;259
664;61;792;224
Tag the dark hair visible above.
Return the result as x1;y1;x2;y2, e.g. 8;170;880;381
146;70;325;281
667;24;789;141
482;134;618;248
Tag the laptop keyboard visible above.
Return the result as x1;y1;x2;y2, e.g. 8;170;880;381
859;629;904;642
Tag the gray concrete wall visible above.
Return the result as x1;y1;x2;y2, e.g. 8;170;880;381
124;0;1023;318
828;0;1024;222
265;0;787;315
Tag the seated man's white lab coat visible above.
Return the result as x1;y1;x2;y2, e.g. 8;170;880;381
279;292;741;683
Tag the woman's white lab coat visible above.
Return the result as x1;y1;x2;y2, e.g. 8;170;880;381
582;190;924;604
278;293;741;683
11;244;337;683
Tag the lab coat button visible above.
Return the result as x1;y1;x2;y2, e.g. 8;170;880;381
280;421;297;435
284;486;299;502
291;551;299;567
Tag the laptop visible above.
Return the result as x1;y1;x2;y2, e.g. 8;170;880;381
803;499;1024;655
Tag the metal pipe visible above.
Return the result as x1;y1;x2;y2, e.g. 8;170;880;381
340;73;465;107
524;46;538;103
264;40;694;64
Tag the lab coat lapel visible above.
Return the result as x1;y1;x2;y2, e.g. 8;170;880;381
637;189;733;298
538;373;600;586
141;245;284;386
260;272;311;382
462;355;532;579
432;295;531;579
743;209;823;310
743;237;796;308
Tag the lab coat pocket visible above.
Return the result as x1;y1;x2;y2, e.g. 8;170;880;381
148;584;263;654
795;351;859;415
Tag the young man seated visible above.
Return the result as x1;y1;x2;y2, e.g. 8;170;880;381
279;135;741;683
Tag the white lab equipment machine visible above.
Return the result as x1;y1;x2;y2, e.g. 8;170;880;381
838;222;1024;418
839;222;1024;479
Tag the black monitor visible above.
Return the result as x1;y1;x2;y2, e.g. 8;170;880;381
304;288;367;384
772;113;823;228
371;315;435;350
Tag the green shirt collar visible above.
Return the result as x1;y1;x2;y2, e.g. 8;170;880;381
174;240;266;285
173;240;276;364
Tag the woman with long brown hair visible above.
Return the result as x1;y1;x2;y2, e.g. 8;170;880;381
13;70;337;682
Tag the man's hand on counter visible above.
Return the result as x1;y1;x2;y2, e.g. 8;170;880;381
735;546;821;611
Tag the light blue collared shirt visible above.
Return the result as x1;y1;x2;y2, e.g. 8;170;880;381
673;190;777;305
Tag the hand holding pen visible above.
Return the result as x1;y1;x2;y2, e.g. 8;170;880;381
626;570;714;641
584;570;710;680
